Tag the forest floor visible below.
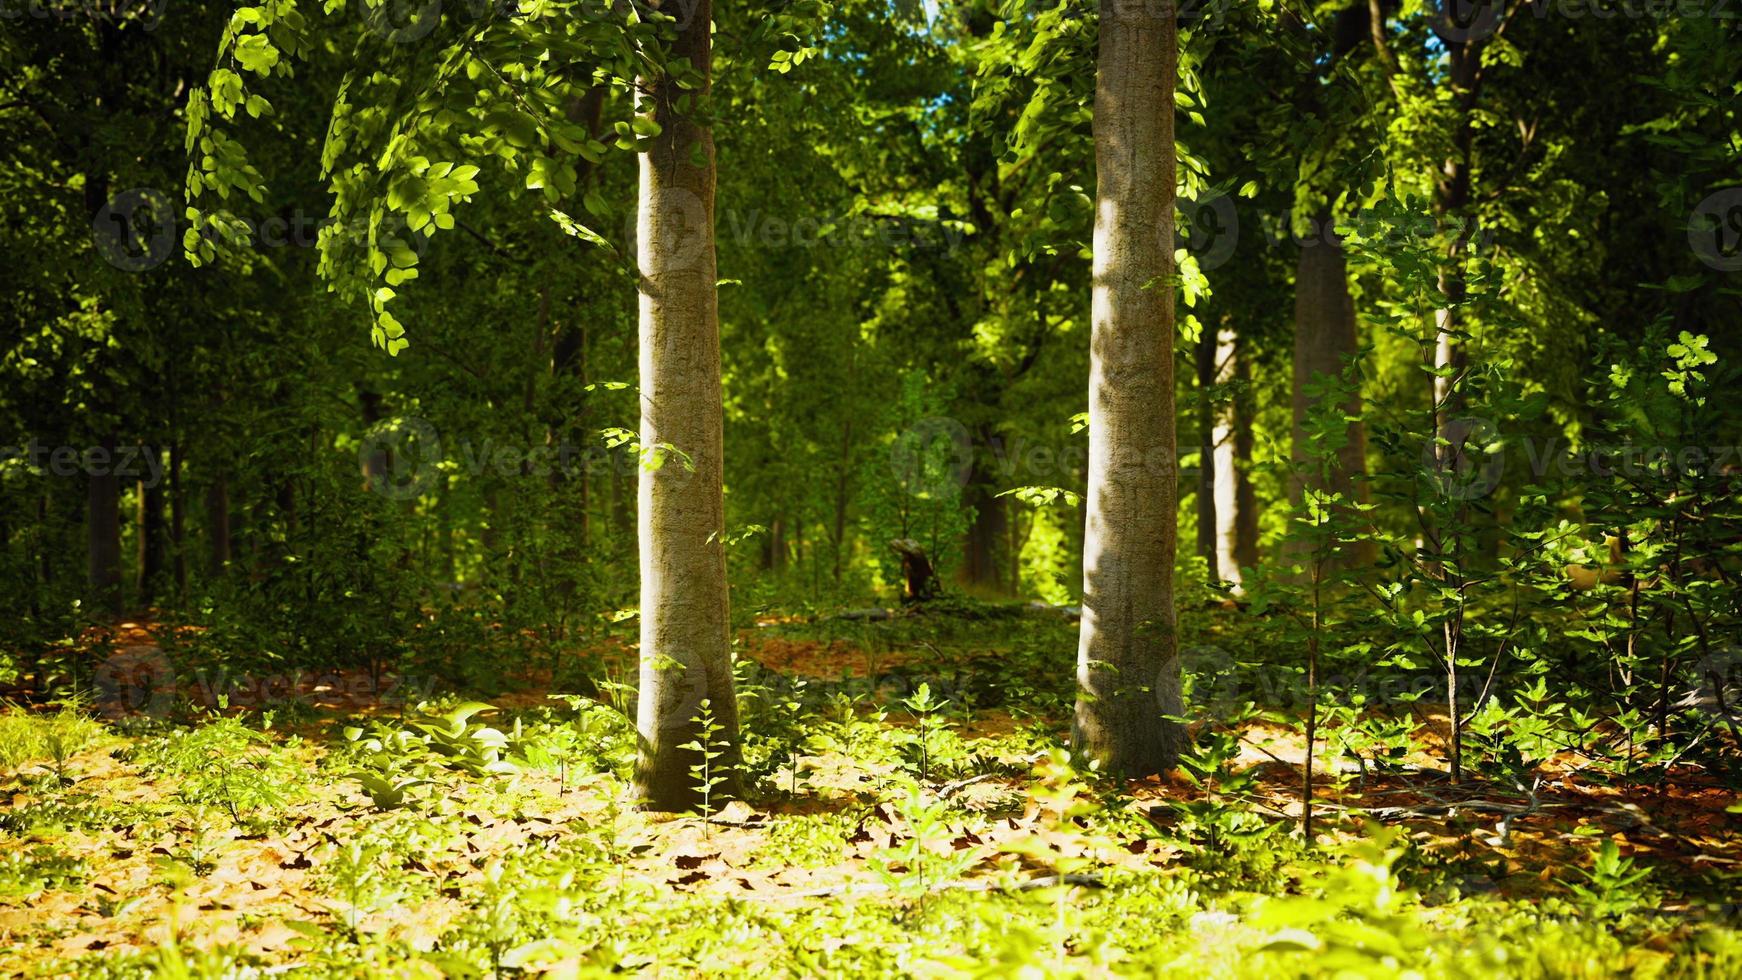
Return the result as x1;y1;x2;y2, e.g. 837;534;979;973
1;609;1739;976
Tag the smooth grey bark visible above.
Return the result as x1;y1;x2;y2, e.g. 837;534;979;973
633;0;741;811
1211;325;1258;586
1073;0;1184;777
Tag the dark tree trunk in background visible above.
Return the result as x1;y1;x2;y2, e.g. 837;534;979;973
1292;217;1374;565
87;435;123;619
963;472;1007;594
277;479;298;542
359;389;389;490
761;517;788;574
138;462;166;607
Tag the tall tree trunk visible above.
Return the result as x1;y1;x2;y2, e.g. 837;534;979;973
1291;217;1373;564
1195;329;1218;570
963;472;1007;594
1074;0;1184;777
87;436;123;619
633;0;740;811
1212;325;1258;586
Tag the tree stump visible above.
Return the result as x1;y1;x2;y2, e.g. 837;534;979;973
889;538;937;604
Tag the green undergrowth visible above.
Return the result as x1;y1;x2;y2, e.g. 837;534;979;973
0;687;1736;979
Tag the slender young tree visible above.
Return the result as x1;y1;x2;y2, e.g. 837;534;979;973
1074;0;1184;776
1211;324;1258;587
633;0;742;810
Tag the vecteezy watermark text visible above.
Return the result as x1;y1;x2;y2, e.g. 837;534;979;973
1;440;166;488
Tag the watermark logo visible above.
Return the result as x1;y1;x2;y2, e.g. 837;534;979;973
1423;416;1505;500
94;646;176;717
1178;190;1239;272
1691;644;1741;707
93;188;177;272
625;186;711;275
1429;0;1506;43
359;415;443;500
890;416;973;499
1689;188;1742;273
361;0;522;43
364;0;442;42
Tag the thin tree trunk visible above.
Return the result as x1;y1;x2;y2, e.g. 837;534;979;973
87;435;123;619
1212;325;1256;587
1073;0;1184;777
138;462;166;608
633;0;740;811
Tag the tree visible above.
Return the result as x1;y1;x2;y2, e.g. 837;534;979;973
1073;0;1183;777
1292;217;1370;540
1209;324;1258;586
632;0;741;810
1284;4;1383;568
